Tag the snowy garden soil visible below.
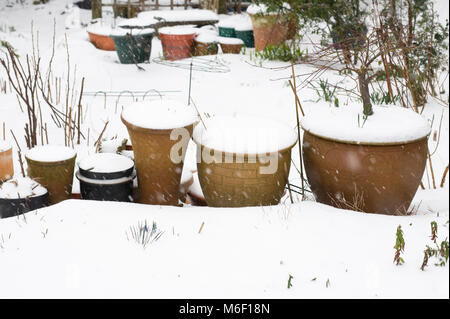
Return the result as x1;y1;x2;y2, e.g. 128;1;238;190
0;1;448;298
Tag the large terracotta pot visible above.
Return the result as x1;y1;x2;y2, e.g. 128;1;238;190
159;29;196;61
249;13;289;51
88;31;116;51
121;118;194;206
195;144;294;207
302;131;428;215
25;146;76;205
0;142;14;182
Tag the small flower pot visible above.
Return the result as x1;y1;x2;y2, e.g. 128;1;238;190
0;140;14;182
111;28;154;64
87;25;116;51
25;145;77;205
0;177;48;219
76;153;135;202
249;13;289;51
194;39;219;56
219;37;244;54
193;115;297;207
235;29;255;48
159;27;197;61
121;100;198;206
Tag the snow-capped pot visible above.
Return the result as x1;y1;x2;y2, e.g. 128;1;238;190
87;24;116;51
76;153;136;202
110;28;154;64
25;145;77;205
158;26;198;61
219;37;244;54
194;33;218;56
121;99;198;206
0;140;14;183
301;105;431;215
0;177;48;219
193;115;297;207
247;3;290;51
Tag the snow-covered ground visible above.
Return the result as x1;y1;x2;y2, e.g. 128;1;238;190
0;0;448;298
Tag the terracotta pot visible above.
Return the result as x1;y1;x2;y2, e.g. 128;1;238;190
88;32;116;51
195;144;294;207
0;144;14;182
249;13;289;51
159;32;196;61
302;131;428;215
25;154;76;205
194;40;218;56
121;117;194;206
220;42;243;54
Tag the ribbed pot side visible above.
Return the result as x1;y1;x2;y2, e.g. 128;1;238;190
302;131;428;215
249;14;289;51
26;156;76;205
122;118;193;206
197;144;294;207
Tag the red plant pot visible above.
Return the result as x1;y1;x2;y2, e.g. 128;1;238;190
88;32;116;51
159;32;196;61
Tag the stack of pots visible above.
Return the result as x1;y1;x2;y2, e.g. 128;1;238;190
0;140;14;183
76;153;136;202
193;115;297;207
158;27;198;61
25;145;76;205
121;99;198;205
110;28;154;64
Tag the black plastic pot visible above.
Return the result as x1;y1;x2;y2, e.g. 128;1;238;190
0;192;49;219
79;165;134;180
76;171;135;202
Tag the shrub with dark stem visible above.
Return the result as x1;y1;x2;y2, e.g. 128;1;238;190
393;225;405;265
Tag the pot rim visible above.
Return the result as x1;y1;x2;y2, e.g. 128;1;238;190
0;190;49;201
121;115;196;134
302;128;430;146
193;139;297;158
76;170;136;185
25;154;77;166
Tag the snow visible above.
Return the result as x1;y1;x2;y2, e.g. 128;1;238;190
138;9;218;23
195;32;218;43
0;140;11;152
110;27;155;37
301;105;432;144
158;26;198;35
78;153;134;174
218;14;253;31
193;115;297;154
188;171;204;198
218;36;244;45
121;100;198;130
247;3;291;16
25;145;77;163
117;17;159;29
86;23;115;37
0;177;47;199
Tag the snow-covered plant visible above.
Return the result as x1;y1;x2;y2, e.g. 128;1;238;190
393;225;405;265
421;221;449;270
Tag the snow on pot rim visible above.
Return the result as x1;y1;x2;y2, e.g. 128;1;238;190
195;32;218;44
25;145;77;163
121;99;198;130
86;23;115;36
247;3;291;16
79;153;134;174
301;104;431;145
218;37;244;45
219;14;253;31
110;27;155;37
76;170;136;185
0;140;12;152
0;177;47;199
158;26;198;36
193;114;298;155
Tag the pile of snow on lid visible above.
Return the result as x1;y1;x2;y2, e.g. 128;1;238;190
0;177;47;199
0;140;11;152
218;36;244;45
301;104;431;144
247;3;291;15
26;145;76;162
158;26;198;36
79;153;134;173
138;9;219;23
122;99;198;130
193;114;297;154
111;27;155;36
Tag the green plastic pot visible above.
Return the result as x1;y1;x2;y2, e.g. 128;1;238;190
235;29;255;48
218;26;236;38
111;30;154;64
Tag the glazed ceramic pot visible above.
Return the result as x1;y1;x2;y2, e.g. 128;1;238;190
159;27;197;61
249;13;289;51
0;140;14;182
111;28;154;64
25;145;76;205
235;29;255;48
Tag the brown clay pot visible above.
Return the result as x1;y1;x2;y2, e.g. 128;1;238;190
302;131;428;215
194;40;219;56
249;13;289;51
0;144;14;182
220;42;243;54
88;32;116;51
196;144;294;207
25;155;76;205
121;117;194;206
159;32;196;61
